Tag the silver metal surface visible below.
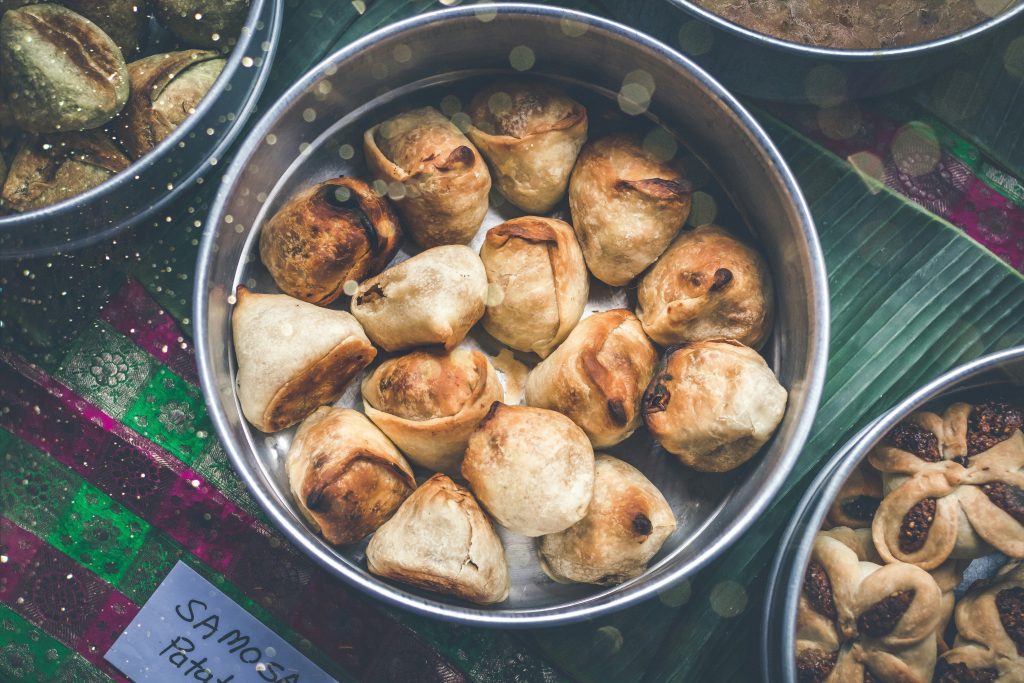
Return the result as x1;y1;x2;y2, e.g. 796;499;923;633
195;3;830;627
763;346;1024;681
0;0;283;258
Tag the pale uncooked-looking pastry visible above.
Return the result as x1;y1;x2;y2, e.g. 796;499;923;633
366;473;511;605
525;309;656;448
642;340;787;472
232;287;376;432
286;407;415;545
539;455;676;585
364;106;490;248
636;224;774;349
826;461;883;530
568;133;691;286
466;80;587;213
361;347;504;475
350;245;488;352
462;403;595;537
479;216;588;358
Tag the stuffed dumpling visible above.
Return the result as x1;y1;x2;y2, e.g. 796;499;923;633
232;287;376;432
568;133;691;286
364;106;490;248
361;348;504;475
286;407;415;546
466;80;587;213
479;216;588;358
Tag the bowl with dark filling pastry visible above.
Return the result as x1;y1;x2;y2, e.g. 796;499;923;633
667;0;1024;101
195;3;829;625
764;346;1024;682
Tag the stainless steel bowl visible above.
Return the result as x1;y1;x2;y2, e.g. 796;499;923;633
195;3;829;627
667;0;1024;101
0;0;283;259
762;346;1024;680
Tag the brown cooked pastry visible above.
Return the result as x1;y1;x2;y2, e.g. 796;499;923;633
642;340;787;472
635;224;774;349
479;216;588;358
286;407;415;545
539;454;676;585
231;287;376;432
259;177;402;306
795;531;944;683
525;310;657;448
366;474;511;605
568;133;691;286
935;561;1024;683
364;106;490;248
466;80;587;213
350;245;488;352
869;401;1024;570
462;403;595;537
827;461;884;530
361;347;504;475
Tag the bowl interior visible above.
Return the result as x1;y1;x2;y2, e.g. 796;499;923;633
197;5;827;625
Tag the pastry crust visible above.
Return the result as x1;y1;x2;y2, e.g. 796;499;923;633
568;133;691;286
366;474;511;605
479;216;588;358
232;287;376;432
286;407;415;546
635;224;774;349
350;245;488;352
259;177;402;306
361;347;504;475
538;455;676;585
827;461;884;530
642;340;787;472
364;106;490;248
525;309;657;448
869;402;1024;569
466;80;587;213
462;403;595;537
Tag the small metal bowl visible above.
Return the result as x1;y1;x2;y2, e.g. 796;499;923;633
762;346;1024;680
195;3;829;626
668;0;1024;101
0;0;283;259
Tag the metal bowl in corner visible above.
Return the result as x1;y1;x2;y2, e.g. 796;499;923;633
195;3;829;627
0;0;283;259
667;0;1024;101
762;346;1024;681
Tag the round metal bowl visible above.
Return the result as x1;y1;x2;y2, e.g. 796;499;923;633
762;346;1024;680
195;3;829;627
0;0;283;259
667;0;1024;101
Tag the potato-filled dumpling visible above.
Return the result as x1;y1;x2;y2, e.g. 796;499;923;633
539;455;676;585
350;245;488;352
286;407;415;546
466;80;587;213
232;287;376;432
367;474;511;605
643;340;787;472
636;224;774;349
361;348;504;475
480;216;588;358
259;177;402;306
525;310;657;448
462;403;595;537
364;106;490;248
568;133;691;286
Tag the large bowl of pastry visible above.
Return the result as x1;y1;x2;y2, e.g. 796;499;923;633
195;3;829;625
763;346;1024;681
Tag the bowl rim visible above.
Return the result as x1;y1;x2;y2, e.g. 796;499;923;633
195;1;830;627
0;0;283;256
667;0;1024;59
765;344;1024;681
